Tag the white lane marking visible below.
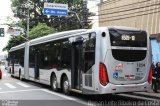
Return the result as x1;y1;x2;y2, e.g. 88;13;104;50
42;89;76;100
0;88;88;105
16;82;30;88
42;89;89;105
0;89;76;101
0;89;44;94
0;89;75;100
4;83;16;89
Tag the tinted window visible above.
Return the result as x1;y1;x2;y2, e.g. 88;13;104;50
109;28;147;47
60;40;71;69
10;49;25;67
29;39;71;70
112;49;147;62
29;47;36;68
83;34;96;72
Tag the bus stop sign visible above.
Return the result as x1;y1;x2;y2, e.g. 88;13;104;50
43;3;68;16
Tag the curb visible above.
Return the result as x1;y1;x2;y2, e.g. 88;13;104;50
131;92;160;100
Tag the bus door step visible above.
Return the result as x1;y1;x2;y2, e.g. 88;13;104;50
71;89;82;93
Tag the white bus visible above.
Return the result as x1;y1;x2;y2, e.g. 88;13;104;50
8;26;152;94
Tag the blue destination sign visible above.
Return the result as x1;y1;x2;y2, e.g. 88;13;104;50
43;8;68;16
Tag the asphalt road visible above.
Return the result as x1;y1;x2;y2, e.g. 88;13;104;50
0;65;159;106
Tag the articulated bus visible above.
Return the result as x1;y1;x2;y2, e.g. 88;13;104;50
8;26;152;94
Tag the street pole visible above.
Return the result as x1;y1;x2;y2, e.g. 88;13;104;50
27;8;29;39
24;7;29;79
75;12;84;28
69;11;84;28
82;0;88;28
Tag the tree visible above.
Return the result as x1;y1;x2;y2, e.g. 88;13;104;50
29;23;56;39
3;23;56;52
3;36;25;52
11;0;91;31
5;0;92;52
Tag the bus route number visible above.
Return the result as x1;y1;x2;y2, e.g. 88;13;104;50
121;35;135;41
137;63;145;67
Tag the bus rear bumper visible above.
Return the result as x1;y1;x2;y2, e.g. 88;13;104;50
99;82;152;94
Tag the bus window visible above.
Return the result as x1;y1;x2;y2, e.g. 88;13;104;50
83;34;96;73
109;28;147;62
60;40;71;69
109;28;147;47
29;47;36;68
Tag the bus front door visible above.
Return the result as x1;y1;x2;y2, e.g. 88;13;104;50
71;42;83;90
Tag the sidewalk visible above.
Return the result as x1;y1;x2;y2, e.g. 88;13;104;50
132;90;160;99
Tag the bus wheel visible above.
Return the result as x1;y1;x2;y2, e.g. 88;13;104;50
51;74;58;91
62;76;70;94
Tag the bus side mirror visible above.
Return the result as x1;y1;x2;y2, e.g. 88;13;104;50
69;36;83;43
75;36;83;42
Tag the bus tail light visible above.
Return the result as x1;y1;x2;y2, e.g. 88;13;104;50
99;63;109;86
148;66;152;84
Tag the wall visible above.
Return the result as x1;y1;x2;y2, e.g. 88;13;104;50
98;0;160;34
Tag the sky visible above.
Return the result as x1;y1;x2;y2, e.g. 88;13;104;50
88;1;99;28
0;0;13;55
0;0;99;56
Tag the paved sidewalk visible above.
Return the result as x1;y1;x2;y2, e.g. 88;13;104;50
132;90;160;99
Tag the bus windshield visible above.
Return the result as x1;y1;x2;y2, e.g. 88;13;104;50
109;28;147;47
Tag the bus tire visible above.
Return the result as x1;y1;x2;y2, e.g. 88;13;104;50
51;74;58;92
11;74;14;77
62;75;70;94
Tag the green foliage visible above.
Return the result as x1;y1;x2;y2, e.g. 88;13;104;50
3;36;25;52
11;0;90;31
3;23;56;52
5;0;92;52
29;23;56;39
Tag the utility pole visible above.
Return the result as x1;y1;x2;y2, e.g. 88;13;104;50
82;0;89;28
26;8;29;39
24;4;30;80
16;6;30;79
69;11;84;28
23;2;30;80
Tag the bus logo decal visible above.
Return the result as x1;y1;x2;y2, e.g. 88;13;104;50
115;63;124;70
113;72;118;78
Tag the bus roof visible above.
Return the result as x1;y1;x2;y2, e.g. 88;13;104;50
9;26;146;52
108;26;144;31
9;43;25;52
29;29;87;46
9;29;87;52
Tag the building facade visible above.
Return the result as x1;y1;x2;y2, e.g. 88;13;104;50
98;0;160;34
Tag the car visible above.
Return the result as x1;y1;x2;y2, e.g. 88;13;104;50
0;69;2;79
